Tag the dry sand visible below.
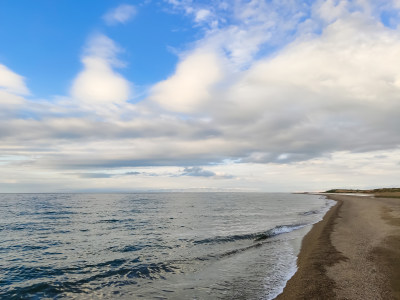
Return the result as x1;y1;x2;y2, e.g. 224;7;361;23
276;194;400;300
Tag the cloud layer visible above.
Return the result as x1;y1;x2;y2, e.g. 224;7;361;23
1;0;400;191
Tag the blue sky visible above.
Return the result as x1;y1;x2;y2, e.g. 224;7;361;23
0;1;198;99
1;0;400;192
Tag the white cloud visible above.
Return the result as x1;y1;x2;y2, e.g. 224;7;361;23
393;0;400;9
149;50;224;113
0;64;29;118
313;0;350;23
2;0;400;192
70;34;132;106
71;57;130;104
195;9;211;22
0;90;26;114
0;64;29;95
168;1;311;70
103;4;137;25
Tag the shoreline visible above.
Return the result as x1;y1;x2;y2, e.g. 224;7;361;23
276;194;400;299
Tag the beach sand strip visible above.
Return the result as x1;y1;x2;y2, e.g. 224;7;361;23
276;194;400;300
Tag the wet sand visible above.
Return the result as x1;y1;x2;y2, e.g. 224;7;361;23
276;194;400;300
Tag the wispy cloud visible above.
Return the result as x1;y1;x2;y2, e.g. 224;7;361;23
103;4;137;25
195;9;211;23
166;0;311;69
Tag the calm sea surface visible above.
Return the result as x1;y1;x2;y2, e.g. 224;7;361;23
0;193;333;299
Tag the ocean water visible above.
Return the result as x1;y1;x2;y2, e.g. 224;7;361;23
0;193;334;299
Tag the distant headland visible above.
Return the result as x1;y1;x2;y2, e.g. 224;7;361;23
324;188;400;199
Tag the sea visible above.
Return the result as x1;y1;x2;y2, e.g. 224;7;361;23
0;193;334;299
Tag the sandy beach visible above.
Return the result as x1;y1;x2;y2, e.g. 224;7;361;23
276;194;400;300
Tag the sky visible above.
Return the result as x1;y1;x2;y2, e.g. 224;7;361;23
0;0;400;193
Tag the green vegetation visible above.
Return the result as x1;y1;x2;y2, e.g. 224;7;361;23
325;188;400;199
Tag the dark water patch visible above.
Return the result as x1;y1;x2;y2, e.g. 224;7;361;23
2;223;40;231
192;243;265;262
4;282;60;300
2;279;92;300
88;258;128;269
40;210;76;216
193;232;259;245
218;242;264;257
98;219;121;223
1;258;141;288
1;261;182;298
254;224;306;241
111;245;144;253
2;265;68;285
193;224;306;245
299;210;319;216
17;244;50;251
193;238;282;263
